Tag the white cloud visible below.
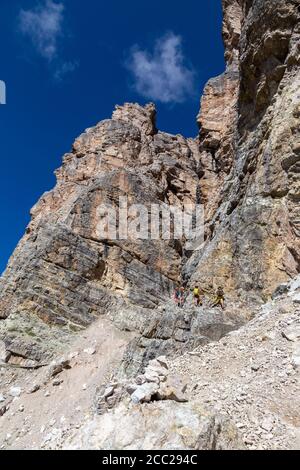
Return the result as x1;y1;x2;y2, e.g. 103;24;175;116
127;32;196;104
54;60;79;81
19;0;64;62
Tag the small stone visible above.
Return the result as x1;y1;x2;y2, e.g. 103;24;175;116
292;294;300;305
260;417;274;432
148;358;167;370
44;391;50;397
0;341;10;363
146;365;168;378
236;422;247;429
68;351;79;360
83;347;96;356
135;375;146;385
126;383;137;395
144;372;160;384
262;331;276;341
9;387;21;397
27;384;40;394
18;404;25;412
0;394;5;402
156;374;188;403
46;358;71;380
43;433;52;443
282;326;300;342
156;356;169;369
52;378;63;386
106;395;118;407
82;384;87;391
131;382;159;404
292;355;300;368
102;385;115;399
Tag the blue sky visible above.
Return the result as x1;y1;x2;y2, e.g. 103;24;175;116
0;0;224;273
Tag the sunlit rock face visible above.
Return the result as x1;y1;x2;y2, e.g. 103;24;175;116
188;0;300;303
0;102;203;360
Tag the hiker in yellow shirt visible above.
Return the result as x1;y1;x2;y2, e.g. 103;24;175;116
192;285;202;307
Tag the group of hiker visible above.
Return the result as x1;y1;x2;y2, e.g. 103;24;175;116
173;285;225;310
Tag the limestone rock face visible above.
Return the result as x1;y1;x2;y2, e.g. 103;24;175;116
0;0;300;369
196;0;242;223
63;401;244;450
121;303;238;376
0;0;300;452
222;0;243;68
189;0;300;302
0;103;201;360
170;275;300;450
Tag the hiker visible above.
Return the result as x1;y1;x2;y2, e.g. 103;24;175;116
192;285;202;307
179;286;186;308
212;286;225;310
173;286;181;307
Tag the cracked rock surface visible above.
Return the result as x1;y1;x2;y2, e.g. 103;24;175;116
0;0;300;450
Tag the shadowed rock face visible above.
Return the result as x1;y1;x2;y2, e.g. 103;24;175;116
0;0;300;364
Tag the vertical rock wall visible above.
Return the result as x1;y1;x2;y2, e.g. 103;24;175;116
187;0;300;303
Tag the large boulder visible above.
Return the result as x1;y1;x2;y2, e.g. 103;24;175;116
63;401;244;450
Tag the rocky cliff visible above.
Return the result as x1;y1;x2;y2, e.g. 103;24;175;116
190;0;300;303
0;101;237;369
0;0;300;450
